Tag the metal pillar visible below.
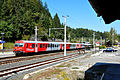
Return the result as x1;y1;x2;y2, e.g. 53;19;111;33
34;26;38;52
93;32;95;51
34;26;38;41
62;16;69;56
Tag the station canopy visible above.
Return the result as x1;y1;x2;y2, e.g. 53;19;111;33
89;0;120;24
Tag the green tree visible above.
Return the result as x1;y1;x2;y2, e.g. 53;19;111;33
0;21;14;42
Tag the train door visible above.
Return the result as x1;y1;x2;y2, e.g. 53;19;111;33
51;44;54;51
46;43;51;51
39;43;43;51
26;43;35;53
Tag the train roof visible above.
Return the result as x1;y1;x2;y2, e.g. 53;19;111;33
15;40;84;44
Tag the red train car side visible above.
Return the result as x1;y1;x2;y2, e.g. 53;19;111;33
13;40;84;56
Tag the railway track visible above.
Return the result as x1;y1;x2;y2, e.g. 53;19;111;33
0;53;80;78
0;50;80;65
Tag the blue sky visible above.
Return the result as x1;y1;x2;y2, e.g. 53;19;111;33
42;0;120;34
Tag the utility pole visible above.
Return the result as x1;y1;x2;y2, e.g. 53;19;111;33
62;15;69;56
89;38;90;43
68;34;70;42
112;33;114;47
82;37;83;43
101;37;102;46
34;26;38;52
34;26;38;41
93;32;95;51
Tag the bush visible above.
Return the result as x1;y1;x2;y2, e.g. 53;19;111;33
99;45;106;49
4;42;14;49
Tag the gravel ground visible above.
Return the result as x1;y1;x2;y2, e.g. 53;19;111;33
0;52;81;80
23;48;120;80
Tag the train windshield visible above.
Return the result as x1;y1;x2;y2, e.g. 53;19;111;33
15;43;24;47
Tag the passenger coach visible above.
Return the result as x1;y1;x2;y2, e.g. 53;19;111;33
13;40;84;56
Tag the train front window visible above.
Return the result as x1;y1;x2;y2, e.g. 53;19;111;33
15;43;19;47
14;43;24;47
19;43;24;47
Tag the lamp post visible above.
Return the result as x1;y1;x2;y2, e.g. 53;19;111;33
1;33;4;53
62;15;69;56
93;32;95;52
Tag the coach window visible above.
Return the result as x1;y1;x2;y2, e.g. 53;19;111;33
67;45;69;47
40;44;42;48
48;44;50;47
43;44;45;48
32;44;35;48
46;44;47;47
26;44;28;48
55;44;56;47
52;44;53;47
74;44;75;47
53;44;54;47
44;44;46;48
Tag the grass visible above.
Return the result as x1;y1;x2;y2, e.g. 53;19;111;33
26;68;63;80
57;63;71;67
72;67;79;69
4;42;14;49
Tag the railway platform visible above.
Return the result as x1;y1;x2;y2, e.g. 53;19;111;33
0;51;15;58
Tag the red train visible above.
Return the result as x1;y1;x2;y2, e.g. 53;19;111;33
13;40;85;56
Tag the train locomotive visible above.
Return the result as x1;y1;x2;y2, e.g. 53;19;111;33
13;40;85;56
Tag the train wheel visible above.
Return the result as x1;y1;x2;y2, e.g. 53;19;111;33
15;53;19;56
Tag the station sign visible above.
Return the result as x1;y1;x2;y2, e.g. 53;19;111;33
0;41;5;43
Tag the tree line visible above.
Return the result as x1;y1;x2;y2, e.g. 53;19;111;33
0;0;120;44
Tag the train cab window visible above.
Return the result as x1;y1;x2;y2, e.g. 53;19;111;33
19;43;24;47
15;43;19;47
55;44;56;47
43;44;45;48
32;44;35;48
40;44;42;48
46;44;47;47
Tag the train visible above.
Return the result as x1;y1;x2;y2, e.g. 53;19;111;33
13;40;85;56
